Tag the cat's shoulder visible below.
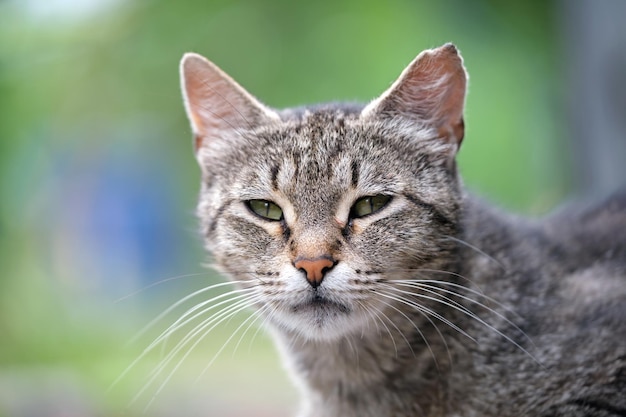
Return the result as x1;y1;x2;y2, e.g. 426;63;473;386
546;189;626;257
544;190;626;320
553;188;626;223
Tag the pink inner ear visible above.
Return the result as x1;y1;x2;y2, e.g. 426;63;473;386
363;44;468;146
194;134;204;153
454;118;465;146
438;117;465;148
180;53;279;153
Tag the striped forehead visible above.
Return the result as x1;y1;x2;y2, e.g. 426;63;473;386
271;138;356;208
258;113;362;208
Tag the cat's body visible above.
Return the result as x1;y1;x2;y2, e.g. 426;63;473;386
179;44;626;416
276;190;626;417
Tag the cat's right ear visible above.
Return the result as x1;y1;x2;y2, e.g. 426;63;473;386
180;53;279;156
361;43;468;151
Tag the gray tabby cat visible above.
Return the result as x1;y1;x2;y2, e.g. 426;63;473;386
179;44;626;417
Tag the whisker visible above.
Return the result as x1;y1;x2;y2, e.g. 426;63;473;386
246;316;268;348
370;299;416;357
110;282;256;393
390;280;531;343
146;288;257;352
193;304;272;386
136;295;262;410
443;235;506;270
139;290;255;364
388;277;530;336
354;300;380;339
247;309;272;354
375;296;447;369
129;280;254;345
382;284;486;345
158;295;261;368
345;334;360;368
384;265;485;293
376;290;475;343
231;304;270;358
361;303;399;357
388;278;488;305
381;286;540;365
353;300;374;338
386;267;492;303
156;285;258;334
384;283;476;322
114;272;213;303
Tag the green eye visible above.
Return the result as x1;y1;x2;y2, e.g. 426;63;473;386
247;199;283;221
351;195;391;218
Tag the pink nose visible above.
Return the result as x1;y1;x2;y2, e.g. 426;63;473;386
294;256;335;288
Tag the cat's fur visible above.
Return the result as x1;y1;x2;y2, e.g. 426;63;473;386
180;44;626;417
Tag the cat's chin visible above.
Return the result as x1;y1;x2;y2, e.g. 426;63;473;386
270;295;369;341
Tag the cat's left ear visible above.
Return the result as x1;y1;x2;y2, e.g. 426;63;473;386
180;53;279;155
361;43;468;151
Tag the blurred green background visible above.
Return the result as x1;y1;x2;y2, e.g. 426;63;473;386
0;0;586;415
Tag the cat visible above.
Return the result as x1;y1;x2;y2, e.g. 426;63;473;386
178;43;626;417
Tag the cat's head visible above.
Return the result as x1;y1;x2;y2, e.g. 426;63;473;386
180;44;467;341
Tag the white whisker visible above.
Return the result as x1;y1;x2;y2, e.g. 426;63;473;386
133;294;261;409
372;299;416;357
195;304;272;382
443;235;506;270
114;272;212;303
389;278;505;314
361;302;399;357
129;280;254;345
110;281;256;394
147;288;258;351
376;290;475;343
375;296;446;368
391;280;531;343
384;283;476;322
381;284;540;365
231;304;270;358
354;300;380;338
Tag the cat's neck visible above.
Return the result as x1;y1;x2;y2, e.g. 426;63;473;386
272;317;459;417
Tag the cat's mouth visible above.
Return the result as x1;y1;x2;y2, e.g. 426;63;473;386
291;294;350;315
277;292;362;339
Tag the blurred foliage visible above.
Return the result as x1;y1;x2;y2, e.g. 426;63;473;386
0;0;567;415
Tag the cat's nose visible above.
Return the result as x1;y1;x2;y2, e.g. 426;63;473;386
294;256;336;288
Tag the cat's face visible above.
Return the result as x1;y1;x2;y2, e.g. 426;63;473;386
181;44;467;341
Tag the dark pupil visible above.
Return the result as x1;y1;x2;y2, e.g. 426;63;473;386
249;199;282;220
352;195;390;218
